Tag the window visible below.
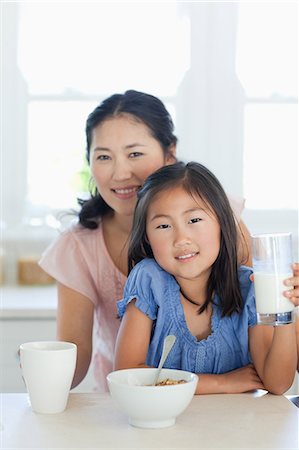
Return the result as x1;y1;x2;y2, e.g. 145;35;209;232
236;3;297;209
3;2;297;234
16;3;190;212
27;101;97;210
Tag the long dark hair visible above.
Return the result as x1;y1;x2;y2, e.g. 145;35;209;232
128;161;243;317
78;90;178;229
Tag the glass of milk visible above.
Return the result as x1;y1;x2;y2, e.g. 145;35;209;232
252;232;294;326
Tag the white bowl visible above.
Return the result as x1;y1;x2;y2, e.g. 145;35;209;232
107;368;198;429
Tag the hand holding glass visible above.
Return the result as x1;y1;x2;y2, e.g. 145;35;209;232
251;232;294;326
20;341;77;414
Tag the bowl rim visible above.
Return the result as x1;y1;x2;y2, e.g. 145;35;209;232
106;367;198;388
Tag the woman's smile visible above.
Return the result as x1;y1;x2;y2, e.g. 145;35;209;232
111;185;140;200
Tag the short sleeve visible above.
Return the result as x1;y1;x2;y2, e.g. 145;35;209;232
39;224;99;305
245;286;258;327
239;267;258;328
117;259;161;320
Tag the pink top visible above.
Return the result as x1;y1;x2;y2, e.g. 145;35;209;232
39;195;244;392
39;221;127;392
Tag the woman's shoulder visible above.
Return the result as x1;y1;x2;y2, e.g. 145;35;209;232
227;194;245;219
55;219;104;246
39;219;112;306
40;219;105;266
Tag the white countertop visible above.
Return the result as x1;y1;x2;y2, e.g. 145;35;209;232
1;392;298;449
0;285;57;319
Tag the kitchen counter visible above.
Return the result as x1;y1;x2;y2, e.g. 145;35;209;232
0;286;96;393
0;285;57;318
1;392;298;449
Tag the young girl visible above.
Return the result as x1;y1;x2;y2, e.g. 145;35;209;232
114;162;297;394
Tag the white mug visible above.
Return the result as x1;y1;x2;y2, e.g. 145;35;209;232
20;341;77;414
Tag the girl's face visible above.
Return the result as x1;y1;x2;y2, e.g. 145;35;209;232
90;114;175;217
146;186;221;285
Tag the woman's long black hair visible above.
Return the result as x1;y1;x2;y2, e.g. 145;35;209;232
78;90;178;229
128;161;243;317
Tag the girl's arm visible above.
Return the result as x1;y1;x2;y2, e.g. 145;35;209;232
57;282;94;388
115;302;265;394
249;323;297;395
197;264;299;393
250;262;299;372
114;300;153;370
195;364;265;394
114;300;266;393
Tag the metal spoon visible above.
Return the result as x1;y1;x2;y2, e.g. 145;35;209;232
152;335;176;386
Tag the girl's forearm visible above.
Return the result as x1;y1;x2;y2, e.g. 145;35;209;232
195;374;224;394
260;323;297;395
195;364;264;394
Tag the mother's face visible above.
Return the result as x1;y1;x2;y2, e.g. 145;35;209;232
89;114;176;217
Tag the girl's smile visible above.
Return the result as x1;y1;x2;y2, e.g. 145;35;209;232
175;251;199;262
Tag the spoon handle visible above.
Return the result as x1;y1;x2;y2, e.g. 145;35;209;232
152;335;176;385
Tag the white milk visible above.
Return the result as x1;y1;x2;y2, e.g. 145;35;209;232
253;272;294;314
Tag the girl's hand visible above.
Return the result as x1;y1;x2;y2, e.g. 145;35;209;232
196;364;265;394
220;364;265;394
283;263;299;306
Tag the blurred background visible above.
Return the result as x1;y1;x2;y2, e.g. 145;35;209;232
2;0;298;283
1;0;298;392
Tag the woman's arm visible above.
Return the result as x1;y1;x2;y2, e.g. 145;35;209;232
283;262;299;305
249;323;297;395
296;316;299;372
114;300;153;370
295;314;299;372
57;282;94;388
283;262;299;371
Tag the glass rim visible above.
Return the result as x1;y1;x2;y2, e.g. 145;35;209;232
20;341;76;351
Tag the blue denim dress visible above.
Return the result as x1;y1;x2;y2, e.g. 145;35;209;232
117;258;257;374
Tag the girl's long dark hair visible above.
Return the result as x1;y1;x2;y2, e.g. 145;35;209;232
128;161;243;317
78;90;178;229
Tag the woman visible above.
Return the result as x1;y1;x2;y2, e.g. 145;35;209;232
39;90;299;391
